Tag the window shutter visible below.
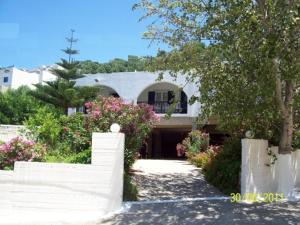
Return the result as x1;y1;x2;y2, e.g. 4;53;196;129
181;91;187;113
148;91;155;105
168;91;174;104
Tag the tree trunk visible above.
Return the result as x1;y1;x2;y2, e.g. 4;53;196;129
274;58;294;154
278;81;294;154
279;109;293;154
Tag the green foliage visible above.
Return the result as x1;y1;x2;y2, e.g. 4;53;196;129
44;142;73;163
59;113;91;152
25;97;157;173
203;138;241;195
177;130;220;168
65;148;91;164
0;86;50;125
136;0;300;153
293;130;300;149
24;107;61;146
123;173;138;201
45;147;91;164
177;130;209;158
78;55;149;74
177;130;239;194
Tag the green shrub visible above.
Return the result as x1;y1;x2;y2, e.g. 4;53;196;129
24;107;61;146
178;130;209;158
59;113;91;152
44;142;73;162
0;86;50;125
203;138;241;195
123;173;138;201
293;130;300;149
65;148;91;164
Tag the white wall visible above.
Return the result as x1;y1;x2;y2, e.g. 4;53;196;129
40;70;57;83
76;71;201;117
0;125;25;142
0;68;13;87
0;67;57;90
11;68;40;89
0;132;124;225
241;139;300;200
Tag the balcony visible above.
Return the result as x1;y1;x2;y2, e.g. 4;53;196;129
138;101;187;114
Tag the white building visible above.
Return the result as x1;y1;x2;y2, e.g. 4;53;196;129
0;67;220;158
0;66;56;91
75;71;220;159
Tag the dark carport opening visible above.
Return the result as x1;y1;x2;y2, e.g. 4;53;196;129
146;128;191;159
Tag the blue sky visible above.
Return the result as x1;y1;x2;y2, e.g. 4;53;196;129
0;0;164;68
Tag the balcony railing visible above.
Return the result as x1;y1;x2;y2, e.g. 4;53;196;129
137;101;187;114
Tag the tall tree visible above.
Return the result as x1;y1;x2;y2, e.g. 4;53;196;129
32;30;101;114
135;0;300;154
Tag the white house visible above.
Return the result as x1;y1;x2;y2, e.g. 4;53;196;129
75;71;219;158
0;67;220;158
0;66;56;90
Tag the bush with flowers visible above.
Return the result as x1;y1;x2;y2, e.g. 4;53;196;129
0;137;46;170
190;145;221;168
25;96;159;173
177;131;241;194
176;130;221;168
59;113;91;153
176;130;209;158
84;96;159;172
203;138;241;194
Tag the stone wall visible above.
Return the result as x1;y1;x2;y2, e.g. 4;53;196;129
0;132;124;225
241;139;300;200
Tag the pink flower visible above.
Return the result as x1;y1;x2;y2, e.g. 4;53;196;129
84;102;93;108
92;110;101;118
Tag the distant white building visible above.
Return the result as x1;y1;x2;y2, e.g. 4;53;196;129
0;66;56;91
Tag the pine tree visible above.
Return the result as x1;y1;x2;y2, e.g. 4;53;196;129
31;29;101;114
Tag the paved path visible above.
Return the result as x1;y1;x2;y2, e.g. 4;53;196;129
103;200;300;225
131;160;223;200
102;160;300;225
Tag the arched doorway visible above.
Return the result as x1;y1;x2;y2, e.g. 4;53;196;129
137;82;191;159
76;85;120;114
99;85;120;98
137;82;188;114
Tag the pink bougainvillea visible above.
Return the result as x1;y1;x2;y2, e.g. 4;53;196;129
0;137;46;170
84;96;159;171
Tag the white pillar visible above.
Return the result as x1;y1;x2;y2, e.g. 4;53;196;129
292;150;300;187
241;139;272;195
91;132;124;212
277;154;295;199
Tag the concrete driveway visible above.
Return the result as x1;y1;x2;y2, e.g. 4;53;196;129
101;160;300;225
131;159;223;200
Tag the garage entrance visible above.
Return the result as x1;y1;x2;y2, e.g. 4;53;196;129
147;128;191;159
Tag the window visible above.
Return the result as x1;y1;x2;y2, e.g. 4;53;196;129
3;77;8;83
155;91;168;102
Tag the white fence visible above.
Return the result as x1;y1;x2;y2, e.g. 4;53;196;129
0;132;124;225
0;125;24;142
241;139;300;200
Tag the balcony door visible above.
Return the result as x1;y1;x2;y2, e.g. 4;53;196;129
147;90;187;114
